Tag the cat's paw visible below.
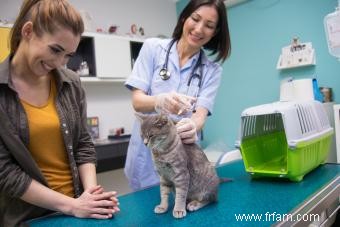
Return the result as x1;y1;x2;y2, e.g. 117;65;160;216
173;209;187;218
154;205;168;214
187;200;208;211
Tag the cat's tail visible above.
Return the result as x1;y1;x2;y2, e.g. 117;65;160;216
219;177;233;184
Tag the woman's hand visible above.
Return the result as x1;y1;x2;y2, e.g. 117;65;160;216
69;185;120;219
155;92;196;115
91;185;120;214
176;118;198;144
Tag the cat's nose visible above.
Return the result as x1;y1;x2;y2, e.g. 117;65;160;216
143;138;148;145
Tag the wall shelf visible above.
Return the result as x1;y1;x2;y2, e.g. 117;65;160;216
80;77;126;83
276;40;316;70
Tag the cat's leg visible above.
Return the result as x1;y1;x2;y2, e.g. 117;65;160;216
172;173;189;218
187;200;210;211
154;177;171;214
173;187;188;218
187;180;218;212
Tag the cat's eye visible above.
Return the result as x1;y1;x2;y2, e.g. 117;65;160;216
146;132;153;139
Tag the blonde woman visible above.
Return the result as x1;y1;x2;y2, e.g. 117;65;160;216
0;0;119;226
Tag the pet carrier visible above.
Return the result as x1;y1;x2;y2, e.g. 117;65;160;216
235;100;333;181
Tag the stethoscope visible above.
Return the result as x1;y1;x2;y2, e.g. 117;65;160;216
159;39;203;90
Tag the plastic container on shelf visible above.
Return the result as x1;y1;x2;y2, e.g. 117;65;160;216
235;100;333;181
324;1;340;59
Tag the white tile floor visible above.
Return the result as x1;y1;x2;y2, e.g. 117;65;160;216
97;168;132;196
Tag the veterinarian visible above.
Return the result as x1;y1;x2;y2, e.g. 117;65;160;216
125;0;231;191
0;0;119;226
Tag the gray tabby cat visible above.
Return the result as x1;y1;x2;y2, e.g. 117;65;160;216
136;113;230;219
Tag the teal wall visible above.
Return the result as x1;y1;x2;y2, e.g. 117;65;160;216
177;0;340;149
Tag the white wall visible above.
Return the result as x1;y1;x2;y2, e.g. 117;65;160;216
83;82;135;138
0;0;21;22
0;0;177;38
0;0;178;139
71;0;177;37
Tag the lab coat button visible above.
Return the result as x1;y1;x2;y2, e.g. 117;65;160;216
65;130;69;134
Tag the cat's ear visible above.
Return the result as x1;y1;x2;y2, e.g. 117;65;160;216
135;112;147;123
155;114;168;128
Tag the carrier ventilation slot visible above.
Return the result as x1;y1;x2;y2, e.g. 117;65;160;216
242;115;256;137
264;114;278;132
314;105;329;128
296;104;317;135
241;113;283;139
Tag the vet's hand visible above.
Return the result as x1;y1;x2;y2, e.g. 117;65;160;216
176;118;198;144
155;92;196;115
70;185;120;219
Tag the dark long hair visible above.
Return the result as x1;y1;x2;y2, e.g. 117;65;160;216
172;0;231;63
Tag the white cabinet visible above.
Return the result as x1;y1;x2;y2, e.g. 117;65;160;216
67;32;143;82
94;34;131;79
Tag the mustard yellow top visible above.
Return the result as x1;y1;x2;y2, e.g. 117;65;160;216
21;77;74;197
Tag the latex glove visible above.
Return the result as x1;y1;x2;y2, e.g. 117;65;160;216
154;92;196;115
176;118;198;144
